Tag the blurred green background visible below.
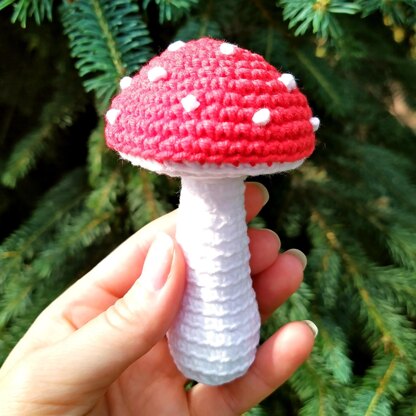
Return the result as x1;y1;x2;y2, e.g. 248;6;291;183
1;0;416;414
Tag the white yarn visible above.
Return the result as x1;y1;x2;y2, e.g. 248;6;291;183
167;176;261;385
119;76;132;90
181;94;200;112
106;109;120;125
168;40;185;51
252;108;271;126
119;152;304;178
148;66;168;82
310;116;320;132
278;73;297;91
219;42;236;55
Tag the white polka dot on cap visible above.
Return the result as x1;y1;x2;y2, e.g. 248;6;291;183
252;108;271;126
278;73;297;91
148;66;168;82
310;117;320;132
168;40;185;51
119;76;132;90
106;109;121;125
219;43;236;55
181;94;200;112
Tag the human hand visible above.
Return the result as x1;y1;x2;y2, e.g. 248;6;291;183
0;182;316;416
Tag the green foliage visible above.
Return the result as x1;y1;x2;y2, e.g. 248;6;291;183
0;169;88;337
125;168;172;228
1;0;416;414
244;405;269;416
0;0;53;26
60;0;152;106
346;354;409;416
359;0;416;25
278;0;361;39
1;58;86;187
174;17;222;41
291;357;345;416
143;0;198;23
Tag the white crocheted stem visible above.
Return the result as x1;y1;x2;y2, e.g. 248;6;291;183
167;176;261;385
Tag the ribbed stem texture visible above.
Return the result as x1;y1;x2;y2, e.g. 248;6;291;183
167;176;261;385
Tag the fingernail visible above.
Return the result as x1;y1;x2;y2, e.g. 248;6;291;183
285;248;307;270
264;228;281;246
141;233;174;291
251;182;269;206
303;320;319;338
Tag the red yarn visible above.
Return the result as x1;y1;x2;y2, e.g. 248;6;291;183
105;38;316;166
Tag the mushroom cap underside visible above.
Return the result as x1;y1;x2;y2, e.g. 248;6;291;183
119;152;305;178
105;38;318;173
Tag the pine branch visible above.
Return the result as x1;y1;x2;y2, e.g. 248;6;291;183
315;317;353;384
393;393;416;416
370;266;416;315
1;55;87;188
311;210;416;366
60;0;153;106
0;0;53;27
358;0;416;26
174;16;221;40
173;0;221;40
143;0;198;23
87;123;110;186
1;128;48;188
291;356;344;416
0;166;123;330
241;21;291;68
278;0;361;39
126;166;171;229
0;266;72;359
337;143;416;212
303;149;416;273
0;169;88;284
307;222;342;309
36;171;122;264
386;226;416;271
321;145;416;273
30;210;113;282
0;279;33;328
0;169;88;329
86;167;123;214
290;47;355;116
347;353;409;416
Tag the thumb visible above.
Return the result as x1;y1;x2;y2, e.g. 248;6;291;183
60;233;185;385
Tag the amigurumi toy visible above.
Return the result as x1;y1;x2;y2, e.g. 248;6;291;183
105;37;319;385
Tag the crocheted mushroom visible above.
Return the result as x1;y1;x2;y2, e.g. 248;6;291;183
105;37;319;385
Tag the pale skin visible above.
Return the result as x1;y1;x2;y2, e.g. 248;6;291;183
0;182;315;415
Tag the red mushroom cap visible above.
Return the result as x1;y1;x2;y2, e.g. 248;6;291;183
105;38;318;177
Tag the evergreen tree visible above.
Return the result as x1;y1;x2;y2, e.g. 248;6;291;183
1;0;415;414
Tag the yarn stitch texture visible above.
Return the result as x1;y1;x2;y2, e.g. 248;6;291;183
168;176;260;385
105;37;315;166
